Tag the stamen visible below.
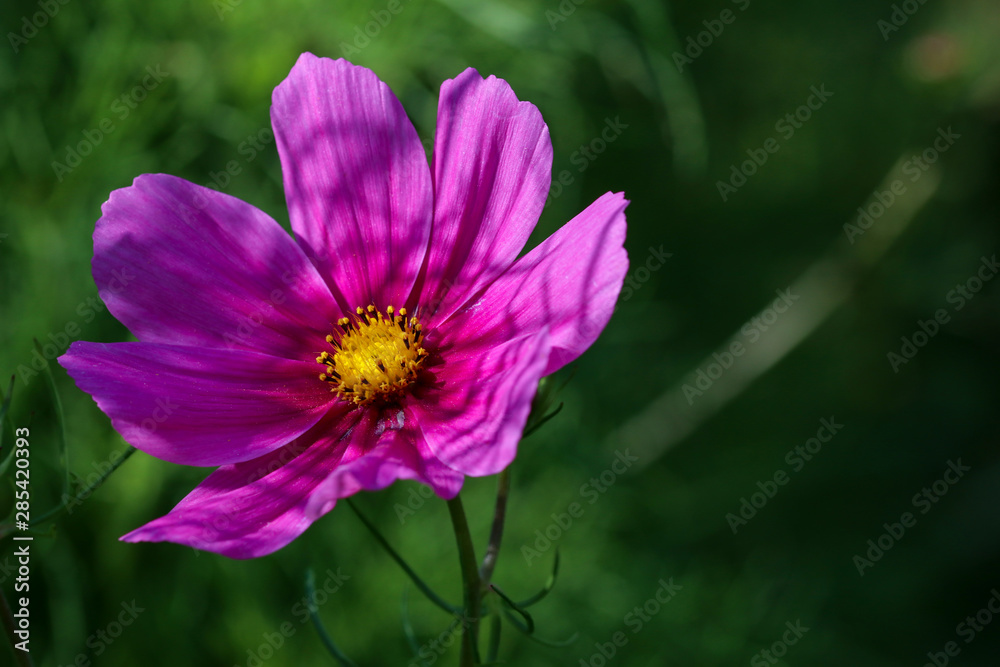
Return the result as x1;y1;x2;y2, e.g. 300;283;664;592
317;304;429;407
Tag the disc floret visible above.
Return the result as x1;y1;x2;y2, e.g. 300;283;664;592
318;305;428;406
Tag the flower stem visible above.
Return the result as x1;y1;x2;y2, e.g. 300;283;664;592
305;569;358;666
446;494;481;666
479;468;510;585
18;446;137;535
345;498;459;614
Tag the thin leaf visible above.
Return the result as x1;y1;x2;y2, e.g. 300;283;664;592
28;446;137;528
34;339;70;497
0;377;15;478
490;584;533;634
516;549;561;608
523;402;564;439
523;365;576;439
346;498;460;614
400;587;428;666
0;446;14;480
0;376;13;432
499;606;579;647
305;569;359;667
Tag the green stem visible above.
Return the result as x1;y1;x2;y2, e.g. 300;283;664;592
478;468;510;585
29;447;137;529
0;447;138;541
446;494;481;666
485;611;501;664
345;499;459;614
35;339;70;499
305;569;358;667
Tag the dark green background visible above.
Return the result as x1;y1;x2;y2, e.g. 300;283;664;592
2;0;999;665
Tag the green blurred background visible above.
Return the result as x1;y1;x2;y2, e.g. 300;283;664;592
2;0;999;665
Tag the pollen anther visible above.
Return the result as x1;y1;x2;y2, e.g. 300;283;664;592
318;304;428;406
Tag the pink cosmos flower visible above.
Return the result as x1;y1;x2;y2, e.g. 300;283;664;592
59;53;628;559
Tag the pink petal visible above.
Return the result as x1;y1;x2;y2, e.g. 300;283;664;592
409;329;551;477
59;341;334;467
415;68;552;324
271;53;432;310
121;405;359;559
305;407;464;517
122;405;463;558
438;192;628;376
93;174;340;359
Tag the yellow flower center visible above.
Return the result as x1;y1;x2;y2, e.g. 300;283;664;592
317;305;428;407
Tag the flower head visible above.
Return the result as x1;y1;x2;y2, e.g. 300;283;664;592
60;53;628;558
